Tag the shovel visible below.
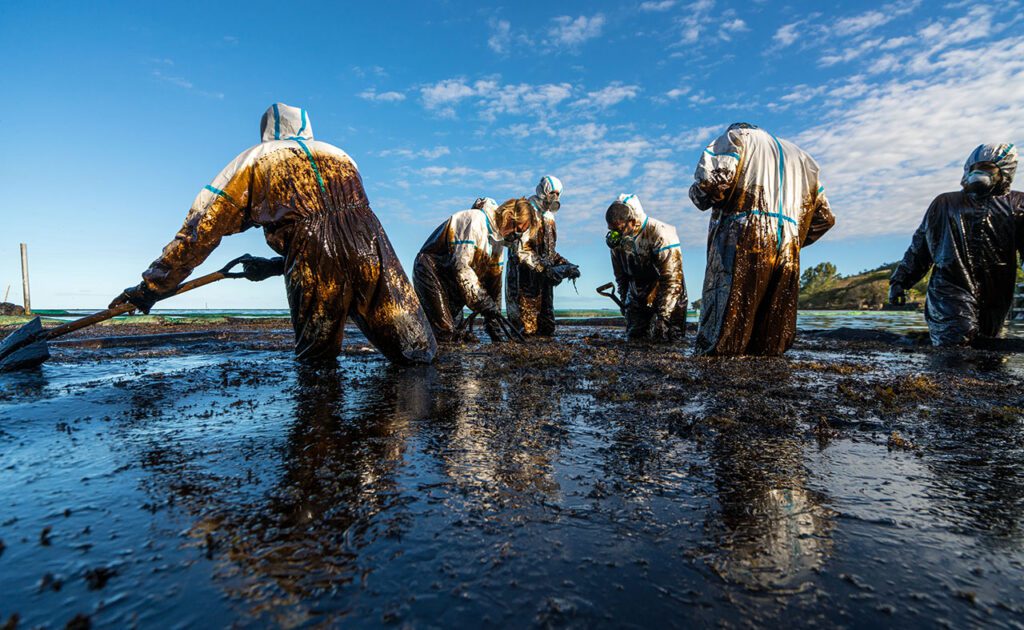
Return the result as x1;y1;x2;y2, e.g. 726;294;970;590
0;254;258;373
596;282;625;310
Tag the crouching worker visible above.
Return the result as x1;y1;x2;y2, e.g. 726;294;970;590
605;194;688;341
414;197;536;343
690;123;835;356
889;143;1024;346
110;103;437;365
506;176;581;337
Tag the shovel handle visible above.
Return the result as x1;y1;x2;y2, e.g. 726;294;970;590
596;282;624;310
41;254;255;341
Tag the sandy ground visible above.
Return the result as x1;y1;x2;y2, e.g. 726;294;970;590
1;319;1023;627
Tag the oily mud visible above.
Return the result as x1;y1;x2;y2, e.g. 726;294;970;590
1;321;1023;627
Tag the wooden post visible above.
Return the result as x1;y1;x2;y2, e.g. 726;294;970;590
20;243;31;314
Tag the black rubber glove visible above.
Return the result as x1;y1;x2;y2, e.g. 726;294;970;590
483;315;508;343
649;315;670;342
241;256;285;282
109;283;161;315
544;263;580;286
888;283;907;306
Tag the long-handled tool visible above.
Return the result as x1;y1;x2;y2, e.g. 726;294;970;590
596;282;624;310
0;255;257;373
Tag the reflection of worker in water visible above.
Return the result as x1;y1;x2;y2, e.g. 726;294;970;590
890;144;1024;346
604;194;687;342
219;365;433;607
505;176;581;337
690;123;835;356
425;358;565;501
414;197;535;343
110;103;436;365
706;432;834;591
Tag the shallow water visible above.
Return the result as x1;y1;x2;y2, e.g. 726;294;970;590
1;325;1023;627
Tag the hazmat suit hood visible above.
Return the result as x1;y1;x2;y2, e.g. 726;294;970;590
473;197;498;214
613;193;647;226
531;175;563;213
960;143;1017;196
260;103;314;143
536;175;563;198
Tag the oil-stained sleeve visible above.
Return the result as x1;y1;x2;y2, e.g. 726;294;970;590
890;198;937;289
515;225;546;273
802;184;835;247
142;159;253;294
651;237;685;320
689;131;742;210
451;214;498;312
481;257;504;308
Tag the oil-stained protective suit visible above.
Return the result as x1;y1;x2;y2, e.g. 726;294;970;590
890;143;1024;346
414;202;507;342
608;194;688;341
505;176;576;336
690;123;835;356
116;103;436;364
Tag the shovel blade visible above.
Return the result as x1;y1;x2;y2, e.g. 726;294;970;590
0;341;49;373
0;317;50;372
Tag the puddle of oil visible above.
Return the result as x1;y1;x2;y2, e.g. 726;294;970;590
0;326;1022;627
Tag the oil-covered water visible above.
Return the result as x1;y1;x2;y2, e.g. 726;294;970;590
0;324;1022;627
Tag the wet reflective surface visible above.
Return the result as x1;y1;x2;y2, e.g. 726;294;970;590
1;324;1023;627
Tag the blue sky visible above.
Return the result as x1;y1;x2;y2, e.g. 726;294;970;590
2;0;1022;309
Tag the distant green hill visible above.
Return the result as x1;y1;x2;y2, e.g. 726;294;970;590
798;262;928;310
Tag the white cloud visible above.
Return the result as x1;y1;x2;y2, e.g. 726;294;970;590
719;18;748;41
419;165;518;183
488;19;512;54
676;0;716;45
483;82;574;120
152;70;191;89
418;77;575;120
420;79;484;117
351;65;388;78
359;89;407;103
378;146;450;160
666;87;691;99
573;83;640;110
833;0;920;36
794;33;1024;240
547;14;606;48
774;1;922;65
640;0;676;11
773;22;800;48
688;90;715;105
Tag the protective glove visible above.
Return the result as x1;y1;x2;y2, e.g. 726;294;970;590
241;256;285;282
477;298;502;319
109;282;161;315
649;315;671;342
483;315;508;343
888;283;907;306
562;263;581;280
544;263;581;286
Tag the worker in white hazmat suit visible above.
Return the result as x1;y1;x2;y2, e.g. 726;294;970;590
414;198;536;343
505;175;580;336
110;103;436;365
690;123;835;356
605;194;688;341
